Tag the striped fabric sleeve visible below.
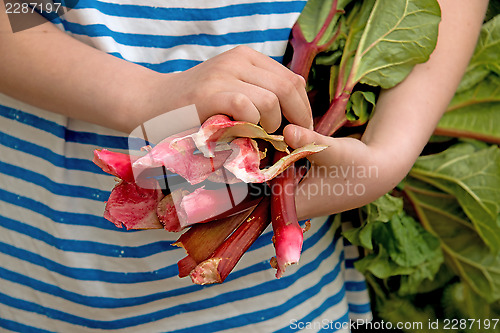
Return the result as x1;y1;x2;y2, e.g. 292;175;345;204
0;1;372;331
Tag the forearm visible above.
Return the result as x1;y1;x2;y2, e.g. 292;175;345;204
0;4;169;133
362;0;489;181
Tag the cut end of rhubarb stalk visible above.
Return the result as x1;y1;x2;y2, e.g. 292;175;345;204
271;222;304;278
189;258;223;285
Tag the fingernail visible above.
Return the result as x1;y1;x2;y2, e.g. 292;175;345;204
293;125;301;142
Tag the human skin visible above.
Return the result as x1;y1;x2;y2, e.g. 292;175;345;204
285;0;490;219
0;0;490;219
0;3;312;134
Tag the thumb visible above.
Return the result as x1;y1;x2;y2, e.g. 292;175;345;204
283;124;331;149
284;124;367;166
283;124;335;165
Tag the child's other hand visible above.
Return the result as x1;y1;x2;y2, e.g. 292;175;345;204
283;124;411;220
162;46;313;133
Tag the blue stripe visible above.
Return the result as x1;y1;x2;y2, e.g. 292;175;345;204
280;287;348;333
0;188;134;231
0;132;108;175
0;266;203;310
0;242;179;283
70;0;306;21
345;280;368;292
62;21;292;48
0;318;54;333
0;219;339;328
0;105;129;149
348;302;372;315
172;238;344;332
0;215;174;258
0;160;110;201
0;219;333;313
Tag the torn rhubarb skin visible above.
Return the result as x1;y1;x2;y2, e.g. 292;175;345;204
104;179;164;230
171;114;289;158
93;149;139;183
133;133;232;185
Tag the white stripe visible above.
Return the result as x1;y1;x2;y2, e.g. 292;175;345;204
63;8;301;36
85;0;302;9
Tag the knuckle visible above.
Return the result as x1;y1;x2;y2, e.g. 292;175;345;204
277;79;296;97
229;93;249;108
291;74;306;89
260;92;280;111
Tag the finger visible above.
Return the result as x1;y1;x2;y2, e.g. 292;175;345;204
231;46;313;129
198;91;261;125
238;65;313;130
234;81;282;133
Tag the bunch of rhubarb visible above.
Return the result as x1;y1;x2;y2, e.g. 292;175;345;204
94;0;441;284
94;114;326;283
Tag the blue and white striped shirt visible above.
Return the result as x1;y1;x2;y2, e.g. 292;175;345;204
0;1;371;331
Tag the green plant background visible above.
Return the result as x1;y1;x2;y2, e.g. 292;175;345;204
296;0;500;331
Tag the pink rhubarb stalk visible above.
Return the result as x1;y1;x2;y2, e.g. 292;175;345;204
289;0;342;80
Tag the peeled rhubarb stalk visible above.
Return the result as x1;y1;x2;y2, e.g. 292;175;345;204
174;203;259;277
189;198;270;284
269;165;304;278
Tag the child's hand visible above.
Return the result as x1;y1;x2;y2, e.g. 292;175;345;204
284;124;412;219
161;46;313;133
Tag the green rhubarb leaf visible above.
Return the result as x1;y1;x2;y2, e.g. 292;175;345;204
457;15;500;93
297;0;353;44
437;75;500;143
371;213;443;269
410;143;500;253
343;193;402;249
404;178;500;303
354;244;415;279
350;0;441;89
443;282;500;332
336;0;376;90
346;90;376;123
353;209;443;284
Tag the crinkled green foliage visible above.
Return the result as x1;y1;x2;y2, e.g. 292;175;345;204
343;193;402;250
443;283;500;333
297;0;500;329
345;90;376;122
353;211;443;283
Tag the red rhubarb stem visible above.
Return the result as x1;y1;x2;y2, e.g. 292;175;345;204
289;0;341;80
315;92;350;136
270;165;303;278
189;198;271;284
